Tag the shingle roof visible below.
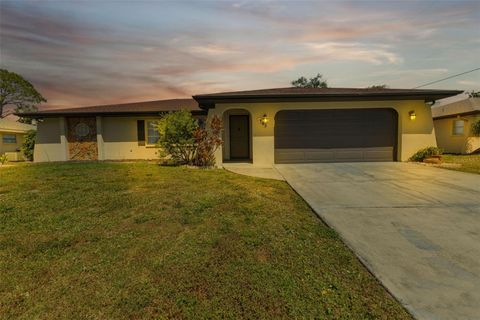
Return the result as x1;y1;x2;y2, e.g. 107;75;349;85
17;87;464;117
0;118;36;133
193;87;463;108
194;87;462;97
17;98;205;117
432;97;480;119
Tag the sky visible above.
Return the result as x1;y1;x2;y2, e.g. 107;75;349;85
1;0;479;110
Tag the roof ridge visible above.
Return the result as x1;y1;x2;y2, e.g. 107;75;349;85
193;87;463;97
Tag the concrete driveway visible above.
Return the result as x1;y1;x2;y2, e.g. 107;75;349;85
275;162;480;320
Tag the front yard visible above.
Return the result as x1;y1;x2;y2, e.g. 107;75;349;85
0;162;411;319
440;154;480;174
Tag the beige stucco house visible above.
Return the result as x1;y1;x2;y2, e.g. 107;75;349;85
19;87;461;165
0;118;36;161
432;97;480;154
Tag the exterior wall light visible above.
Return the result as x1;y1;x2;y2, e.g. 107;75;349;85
260;114;269;127
409;111;416;120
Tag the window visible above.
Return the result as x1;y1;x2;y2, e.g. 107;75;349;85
453;120;465;136
2;134;17;144
146;120;160;145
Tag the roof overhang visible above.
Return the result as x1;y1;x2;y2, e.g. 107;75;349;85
433;110;480;120
193;90;463;109
15;110;208;118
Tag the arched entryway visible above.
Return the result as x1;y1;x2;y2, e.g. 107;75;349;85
222;109;252;162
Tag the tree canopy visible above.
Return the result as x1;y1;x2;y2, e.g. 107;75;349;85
291;73;328;88
155;110;222;167
0;69;46;123
367;84;389;89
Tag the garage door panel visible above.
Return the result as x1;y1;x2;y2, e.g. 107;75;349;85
274;109;397;163
364;149;395;160
304;150;335;161
277;134;394;149
275;147;394;163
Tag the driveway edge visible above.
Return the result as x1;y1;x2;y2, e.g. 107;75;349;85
275;167;417;319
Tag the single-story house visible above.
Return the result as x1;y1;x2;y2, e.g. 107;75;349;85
0;118;36;161
432;97;480;154
19;87;461;165
432;98;480;154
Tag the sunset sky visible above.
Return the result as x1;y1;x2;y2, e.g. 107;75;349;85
1;0;479;110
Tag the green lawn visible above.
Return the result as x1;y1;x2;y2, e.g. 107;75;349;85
440;154;480;174
0;162;411;319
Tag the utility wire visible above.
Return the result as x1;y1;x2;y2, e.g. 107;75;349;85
412;67;480;89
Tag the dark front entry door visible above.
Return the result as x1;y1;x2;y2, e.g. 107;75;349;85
230;115;250;159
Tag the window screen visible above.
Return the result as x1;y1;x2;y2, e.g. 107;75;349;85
2;134;16;144
146;120;160;145
453;120;465;135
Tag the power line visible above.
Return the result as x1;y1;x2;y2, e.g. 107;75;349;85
412;67;480;89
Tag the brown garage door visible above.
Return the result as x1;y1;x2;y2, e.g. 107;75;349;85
274;108;397;163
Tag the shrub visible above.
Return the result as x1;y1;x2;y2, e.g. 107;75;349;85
0;154;7;165
156;110;223;167
409;146;443;162
156;110;198;165
471;119;480;137
193;115;223;167
21;129;36;161
467;90;480;98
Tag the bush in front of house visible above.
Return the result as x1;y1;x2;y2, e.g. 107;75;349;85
471;119;480;137
193;115;223;167
156;110;197;164
21;129;36;161
409;146;443;162
156;110;223;167
0;154;7;165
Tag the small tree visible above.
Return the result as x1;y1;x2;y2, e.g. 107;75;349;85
0;69;46;123
156;110;198;165
291;73;328;88
193;116;223;167
156;110;223;167
21;129;36;161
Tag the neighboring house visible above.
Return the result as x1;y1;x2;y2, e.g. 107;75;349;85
432;97;480;154
19;87;461;165
0;118;36;161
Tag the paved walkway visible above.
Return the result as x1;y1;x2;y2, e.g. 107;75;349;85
223;163;285;180
276;162;480;320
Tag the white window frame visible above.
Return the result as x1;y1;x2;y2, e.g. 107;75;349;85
452;119;465;136
145;120;160;146
2;134;17;144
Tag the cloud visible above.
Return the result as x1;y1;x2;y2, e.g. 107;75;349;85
189;44;241;56
457;80;480;87
371;68;449;77
0;1;478;109
305;42;402;65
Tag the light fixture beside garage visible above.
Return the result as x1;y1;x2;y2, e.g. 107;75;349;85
409;111;416;120
260;114;269;127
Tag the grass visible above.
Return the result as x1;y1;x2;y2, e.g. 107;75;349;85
0;162;412;319
440;154;480;174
